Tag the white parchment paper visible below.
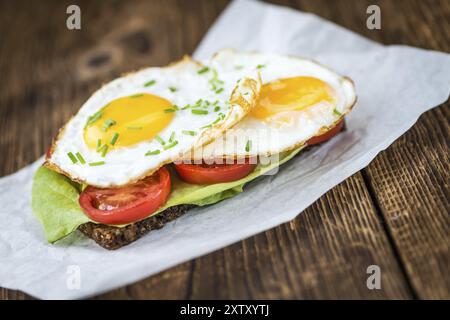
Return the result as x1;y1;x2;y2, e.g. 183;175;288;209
0;0;449;299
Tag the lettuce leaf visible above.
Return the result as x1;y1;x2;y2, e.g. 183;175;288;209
32;166;91;242
32;147;303;243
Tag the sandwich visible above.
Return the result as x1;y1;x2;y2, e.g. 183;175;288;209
32;49;356;249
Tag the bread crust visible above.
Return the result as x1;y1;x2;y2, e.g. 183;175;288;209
78;204;194;250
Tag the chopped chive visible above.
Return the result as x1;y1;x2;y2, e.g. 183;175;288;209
169;86;178;92
102;119;116;132
172;105;179;110
144;80;156;87
75;152;86;164
97;139;102;149
191;109;208;115
195;99;203;106
214;106;220;112
181;104;191;110
154;135;165;145
145;149;161;156
169;131;176;143
127;126;143;130
163;140;178;150
244;92;249;96
197;67;210;74
182;130;197;136
333;108;342;116
213;100;219;105
215;88;224;94
89;161;105;166
237;79;241;83
256;64;266;69
200;124;212;129
212;117;222;125
100;145;109;157
164;108;176;113
130;93;143;98
110;132;119;145
245;140;252;152
86;111;103;126
96;142;106;152
67;152;78;164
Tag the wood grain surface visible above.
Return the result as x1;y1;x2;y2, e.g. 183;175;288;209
0;0;448;300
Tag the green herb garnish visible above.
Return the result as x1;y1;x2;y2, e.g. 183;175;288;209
100;145;109;157
209;113;225;125
89;161;105;166
164;108;176;113
86;110;103;126
169;86;178;92
245;140;252;152
169;131;176;143
75;152;86;164
67;152;77;164
333;108;342;116
110;133;119;145
214;106;220;112
191;109;208;115
145;150;161;156
256;64;266;69
163;140;178;150
154;135;165;145
215;88;224;94
144;80;156;87
97;139;102;149
197;67;210;74
102;119;116;132
182;130;197;136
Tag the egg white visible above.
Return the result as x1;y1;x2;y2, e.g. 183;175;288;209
46;56;261;187
195;49;356;160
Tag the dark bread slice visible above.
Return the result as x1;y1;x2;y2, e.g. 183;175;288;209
78;204;194;250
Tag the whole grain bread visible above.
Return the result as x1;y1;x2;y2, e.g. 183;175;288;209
78;204;194;250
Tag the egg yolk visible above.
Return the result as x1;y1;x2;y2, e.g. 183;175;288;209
250;76;336;120
84;93;174;149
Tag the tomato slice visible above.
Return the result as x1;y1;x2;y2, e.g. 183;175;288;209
306;119;345;145
79;167;171;225
174;159;257;185
45;146;53;160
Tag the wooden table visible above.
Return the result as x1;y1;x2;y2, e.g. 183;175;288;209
0;0;448;300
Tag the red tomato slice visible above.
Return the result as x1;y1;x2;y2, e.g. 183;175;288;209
174;159;257;185
306;119;345;145
45;146;53;160
79;167;171;225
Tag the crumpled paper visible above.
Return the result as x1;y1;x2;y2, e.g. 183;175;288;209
0;0;449;299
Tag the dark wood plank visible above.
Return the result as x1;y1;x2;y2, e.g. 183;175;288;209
0;0;447;299
364;107;450;299
286;0;450;299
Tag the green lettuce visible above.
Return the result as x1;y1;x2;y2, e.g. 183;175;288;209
32;147;303;243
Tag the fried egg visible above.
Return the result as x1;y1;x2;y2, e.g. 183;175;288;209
45;56;261;187
194;49;356;160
